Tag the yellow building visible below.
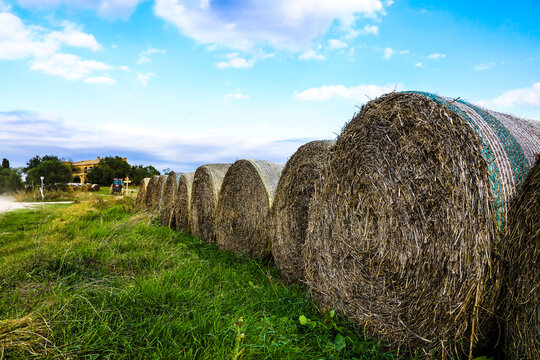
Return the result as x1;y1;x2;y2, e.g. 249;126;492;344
63;157;127;183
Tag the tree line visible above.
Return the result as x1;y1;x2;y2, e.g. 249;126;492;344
0;155;160;194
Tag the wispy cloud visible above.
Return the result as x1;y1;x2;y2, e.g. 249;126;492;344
137;47;167;64
0;110;304;171
154;0;387;51
415;62;423;67
31;53;112;80
347;24;379;38
84;76;115;85
294;83;404;102
0;10;126;82
215;53;254;69
428;53;446;60
137;72;155;86
299;49;326;61
479;82;540;108
224;91;250;100
328;39;348;50
383;47;394;59
474;62;496;71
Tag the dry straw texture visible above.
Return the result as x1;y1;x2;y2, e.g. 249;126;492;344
216;160;283;258
503;157;540;360
190;164;230;243
304;92;540;358
159;172;180;228
272;141;334;282
175;172;194;233
143;175;159;208
135;177;150;209
150;175;167;209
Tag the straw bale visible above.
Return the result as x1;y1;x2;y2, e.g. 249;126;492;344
175;172;194;233
190;163;231;243
503;157;540;359
216;160;283;258
146;175;166;209
272;141;334;282
135;177;150;209
159;172;180;228
304;92;540;358
143;176;158;208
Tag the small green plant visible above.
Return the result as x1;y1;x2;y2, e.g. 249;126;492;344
231;317;245;360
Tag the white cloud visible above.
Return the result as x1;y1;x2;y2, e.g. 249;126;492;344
15;0;145;19
84;76;115;85
137;47;166;63
47;22;102;51
328;39;348;50
0;110;306;172
383;47;393;59
415;62;423;67
346;24;379;38
294;83;404;102
215;53;254;69
31;53;112;80
428;53;446;60
299;50;325;61
137;72;155;86
0;12;57;60
474;62;496;71
480;82;540;108
0;10;126;82
299;49;326;61
154;0;386;51
399;50;410;55
224;91;250;100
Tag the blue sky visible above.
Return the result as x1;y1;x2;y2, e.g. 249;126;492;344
1;0;539;172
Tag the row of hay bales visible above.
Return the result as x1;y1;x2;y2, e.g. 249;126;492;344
134;91;540;359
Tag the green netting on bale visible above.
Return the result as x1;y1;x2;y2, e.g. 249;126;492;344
405;91;533;235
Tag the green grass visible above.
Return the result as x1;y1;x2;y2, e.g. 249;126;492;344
0;197;397;359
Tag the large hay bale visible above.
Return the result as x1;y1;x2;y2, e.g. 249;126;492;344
135;177;150;208
146;175;166;209
175;172;194;233
304;91;540;358
272;141;334;282
216;160;283;258
160;172;180;228
503;157;540;359
144;176;159;208
190;163;231;243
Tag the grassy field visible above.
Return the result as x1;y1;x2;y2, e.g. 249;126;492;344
0;194;398;359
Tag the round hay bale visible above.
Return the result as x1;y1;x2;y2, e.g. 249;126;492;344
144;175;160;208
190;163;231;243
216;160;283;258
272;140;334;282
503;157;540;359
175;172;194;233
148;175;166;209
91;184;100;192
304;91;540;358
135;178;150;208
160;172;180;228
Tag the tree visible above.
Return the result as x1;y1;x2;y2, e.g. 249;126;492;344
86;156;131;185
2;158;9;169
0;167;23;194
25;155;62;172
26;160;72;189
129;165;160;185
